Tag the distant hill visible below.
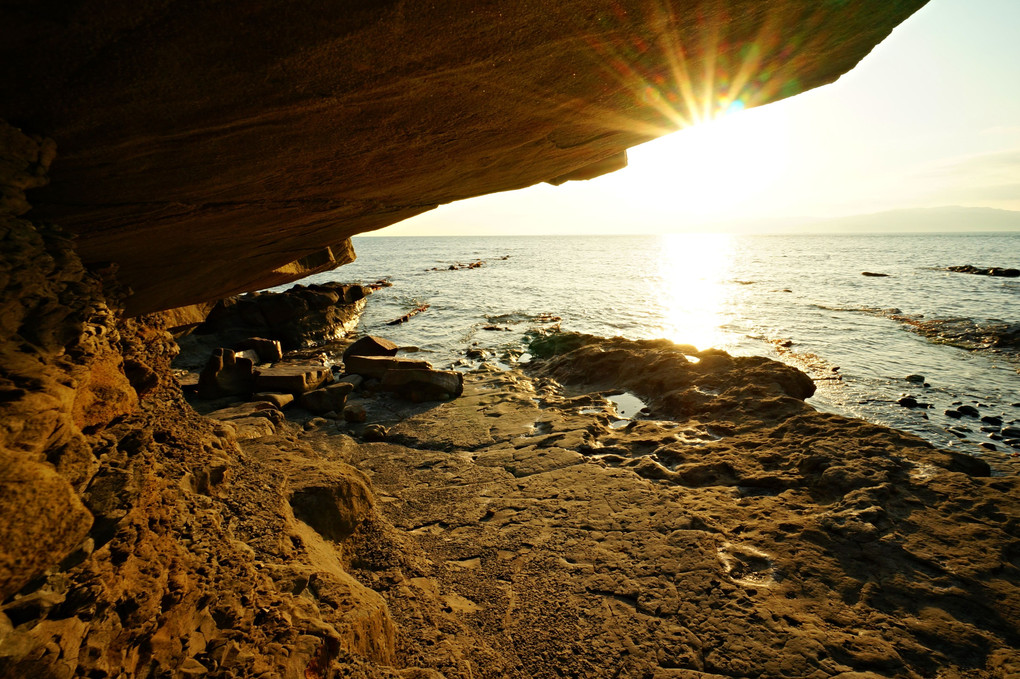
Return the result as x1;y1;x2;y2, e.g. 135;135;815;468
762;206;1020;234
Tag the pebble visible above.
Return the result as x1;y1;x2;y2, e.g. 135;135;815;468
905;374;925;384
945;409;963;419
981;415;1003;426
957;405;980;418
1002;427;1020;438
897;396;919;409
980;442;997;451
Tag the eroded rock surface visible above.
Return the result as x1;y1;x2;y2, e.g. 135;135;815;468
352;364;1019;678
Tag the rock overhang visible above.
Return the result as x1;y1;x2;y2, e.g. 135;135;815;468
0;0;928;314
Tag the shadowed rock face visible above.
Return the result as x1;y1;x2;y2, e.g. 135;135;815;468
0;0;926;314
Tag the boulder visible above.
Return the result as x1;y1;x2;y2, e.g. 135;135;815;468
197;283;369;349
343;336;399;360
254;365;330;394
344;356;432;380
235;337;283;363
299;383;355;415
197;348;256;399
380;369;464;401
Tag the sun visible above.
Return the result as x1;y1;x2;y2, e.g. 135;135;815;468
615;103;792;222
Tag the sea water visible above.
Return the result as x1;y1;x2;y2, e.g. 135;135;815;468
281;233;1020;456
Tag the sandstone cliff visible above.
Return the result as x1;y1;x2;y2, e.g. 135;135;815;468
1;0;926;314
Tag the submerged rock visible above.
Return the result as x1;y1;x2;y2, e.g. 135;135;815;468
947;264;1020;277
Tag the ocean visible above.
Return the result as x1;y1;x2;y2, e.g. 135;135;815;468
282;232;1020;459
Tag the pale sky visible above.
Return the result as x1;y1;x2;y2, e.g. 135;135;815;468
371;0;1020;236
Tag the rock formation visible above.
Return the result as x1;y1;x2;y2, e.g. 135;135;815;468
5;2;982;677
0;0;927;314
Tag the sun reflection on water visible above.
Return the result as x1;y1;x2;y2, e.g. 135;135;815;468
656;233;736;352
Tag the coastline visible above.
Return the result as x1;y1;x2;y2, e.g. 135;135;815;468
2;221;1017;676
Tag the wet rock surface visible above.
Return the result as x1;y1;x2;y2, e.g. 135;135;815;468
889;315;1020;357
947;265;1020;278
349;362;1019;678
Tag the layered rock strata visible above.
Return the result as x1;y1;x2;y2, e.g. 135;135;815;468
0;1;927;313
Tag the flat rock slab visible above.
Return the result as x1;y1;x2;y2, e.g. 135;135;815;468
344;355;432;379
254;365;330;394
346;368;1020;678
380;368;464;401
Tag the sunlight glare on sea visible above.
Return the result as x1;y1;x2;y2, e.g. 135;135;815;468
656;233;736;352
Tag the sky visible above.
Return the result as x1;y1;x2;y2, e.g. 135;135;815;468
370;0;1020;236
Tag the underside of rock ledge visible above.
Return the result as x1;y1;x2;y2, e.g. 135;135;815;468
0;0;926;314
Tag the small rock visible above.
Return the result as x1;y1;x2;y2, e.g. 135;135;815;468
905;374;925;384
304;417;330;431
363;424;387;442
945;409;963;419
1005;439;1020;449
980;442;997;451
861;272;889;277
1001;426;1020;438
343;403;367;423
897;396;920;409
957;405;980;418
981;415;1003;426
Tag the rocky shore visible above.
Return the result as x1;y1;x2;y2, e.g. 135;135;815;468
3;211;1018;676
